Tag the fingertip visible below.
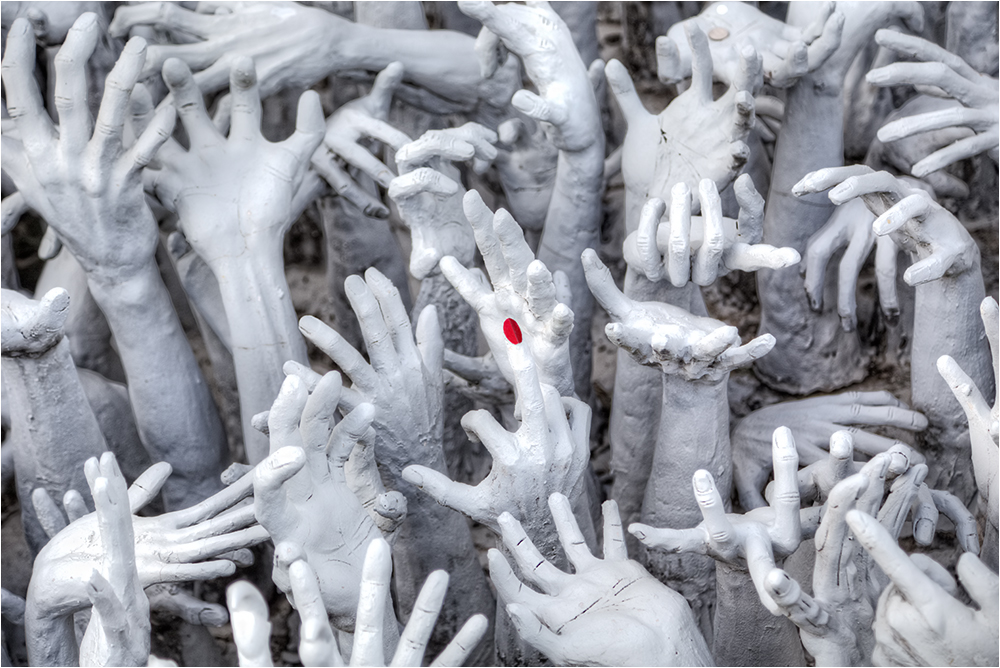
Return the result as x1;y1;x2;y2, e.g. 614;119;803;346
161;57;192;87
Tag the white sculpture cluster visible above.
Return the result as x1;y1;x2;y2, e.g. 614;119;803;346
0;2;997;667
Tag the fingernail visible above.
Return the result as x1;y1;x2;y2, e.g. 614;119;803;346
503;318;522;345
914;519;933;543
866;69;889;85
694;470;712;493
299;316;316;335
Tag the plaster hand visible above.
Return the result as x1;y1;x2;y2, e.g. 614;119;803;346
1;15;175;279
253;372;384;631
732;391;928;509
795;166;978;286
1;2;111;46
78;454;150;668
228;540;489;667
656;1;844;88
488;493;712;667
847;510;999;667
0;288;70;357
869;29;999;174
29;462;267;636
937;297;999;540
148;56;323;267
606;24;758;216
623;177;799;289
491;117;559;233
389;123;498;279
313;62;411;220
460;0;600;153
631;428;803;615
441;191;575;397
442;349;516;405
402;339;593;557
583;249;774;382
298;269;445;480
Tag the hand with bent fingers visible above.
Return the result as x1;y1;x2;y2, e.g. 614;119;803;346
583;249;774;382
253;372;385;631
78;454;150;668
26;462;267;666
490;117;559;233
228;540;489;667
631;429;803;616
868;29;999;175
313;62;412;220
623;177;799;290
403;340;594;563
655;1;844;88
731;391;927;509
847;510;999;667
937;297;1000;566
489;494;712;667
389;123;498;280
606;23;758;224
441;191;575;397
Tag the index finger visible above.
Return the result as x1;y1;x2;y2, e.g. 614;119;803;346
581;249;633;322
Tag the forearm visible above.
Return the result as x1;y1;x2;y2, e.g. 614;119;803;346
88;260;226;509
213;253;308;465
3;342;105;552
537;142;605;397
24;597;78;667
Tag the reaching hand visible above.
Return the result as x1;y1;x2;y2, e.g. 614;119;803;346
1;14;175;278
441;191;575;397
489;493;712;667
869;29;999;175
795;166;978;286
148;56;324;267
607;23;757;215
0;288;70;356
656;1;844;88
253;372;383;631
847;510;999;667
402;339;593;561
731;390;927;509
631;428;803;615
491;117;559;233
583;249;774;382
623;177;798;289
77;454;150;668
299;269;445;479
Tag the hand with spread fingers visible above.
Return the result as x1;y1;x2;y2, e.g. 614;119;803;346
732;391;928;509
847;510;999;667
631;429;804;615
77;454;150;668
623;178;799;290
441;191;575;397
583;249;774;382
252;372;385;632
389;123;498;280
606;22;758;225
868;29;999;175
228;540;489;667
655;1;844;88
26;462;267;666
937;296;999;567
487;494;712;667
403;339;594;563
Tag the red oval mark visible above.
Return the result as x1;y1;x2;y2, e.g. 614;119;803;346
503;318;522;345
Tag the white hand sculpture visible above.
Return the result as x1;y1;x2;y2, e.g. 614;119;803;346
732;390;928;509
631;428;802;615
606;22;758;219
77;454;150;668
488;493;713;667
402;339;593;561
937;297;999;564
490;117;559;233
228;539;489;667
252;372;384;631
583;249;774;382
846;510;999;667
623;177;799;289
441;191;575;397
868;29;999;175
313;62;411;219
656;1;844;88
0;287;70;357
389;123;498;279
